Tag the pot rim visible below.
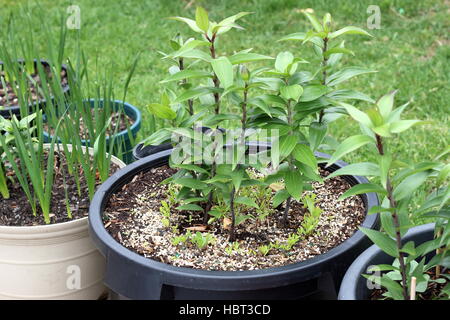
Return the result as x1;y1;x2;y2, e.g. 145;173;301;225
89;147;380;279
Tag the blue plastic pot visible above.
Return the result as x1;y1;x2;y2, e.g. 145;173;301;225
43;99;141;164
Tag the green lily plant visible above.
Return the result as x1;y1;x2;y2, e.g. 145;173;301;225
247;11;375;225
279;11;375;124
328;91;449;300
144;7;378;246
144;7;273;146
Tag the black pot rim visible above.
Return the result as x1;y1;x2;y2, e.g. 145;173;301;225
89;147;379;287
0;59;69;114
338;223;435;300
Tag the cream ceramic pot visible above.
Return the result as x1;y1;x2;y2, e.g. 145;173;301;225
0;144;125;299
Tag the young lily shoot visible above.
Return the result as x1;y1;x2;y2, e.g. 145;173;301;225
328;91;449;300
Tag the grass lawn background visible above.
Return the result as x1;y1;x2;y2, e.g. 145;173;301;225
0;0;448;208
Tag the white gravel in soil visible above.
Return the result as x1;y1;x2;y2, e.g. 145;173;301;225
105;168;366;271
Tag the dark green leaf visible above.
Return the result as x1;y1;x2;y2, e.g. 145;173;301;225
273;189;289;207
309;121;327;151
177;203;204;211
211;57;234;89
299;85;330;102
339;183;387;200
292;144;317;170
326;89;374;103
380;211;396;238
279;135;298;159
326;67;376;87
278;32;306;42
393;171;431;201
327;162;380;179
327;135;374;166
248;98;272;117
174;87;216;103
285;170;303;200
171;163;209;174
280;84;303;102
174;177;207;189
228;52;273;65
161;70;211;83
360;227;398;258
324;47;354;58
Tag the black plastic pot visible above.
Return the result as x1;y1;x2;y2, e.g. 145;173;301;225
89;148;380;300
338;223;435;300
0;59;69;119
132;127;226;161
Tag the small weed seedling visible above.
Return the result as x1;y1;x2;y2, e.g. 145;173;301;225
160;200;171;227
258;244;272;256
225;241;241;255
190;231;216;250
297;194;323;237
171;230;192;246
